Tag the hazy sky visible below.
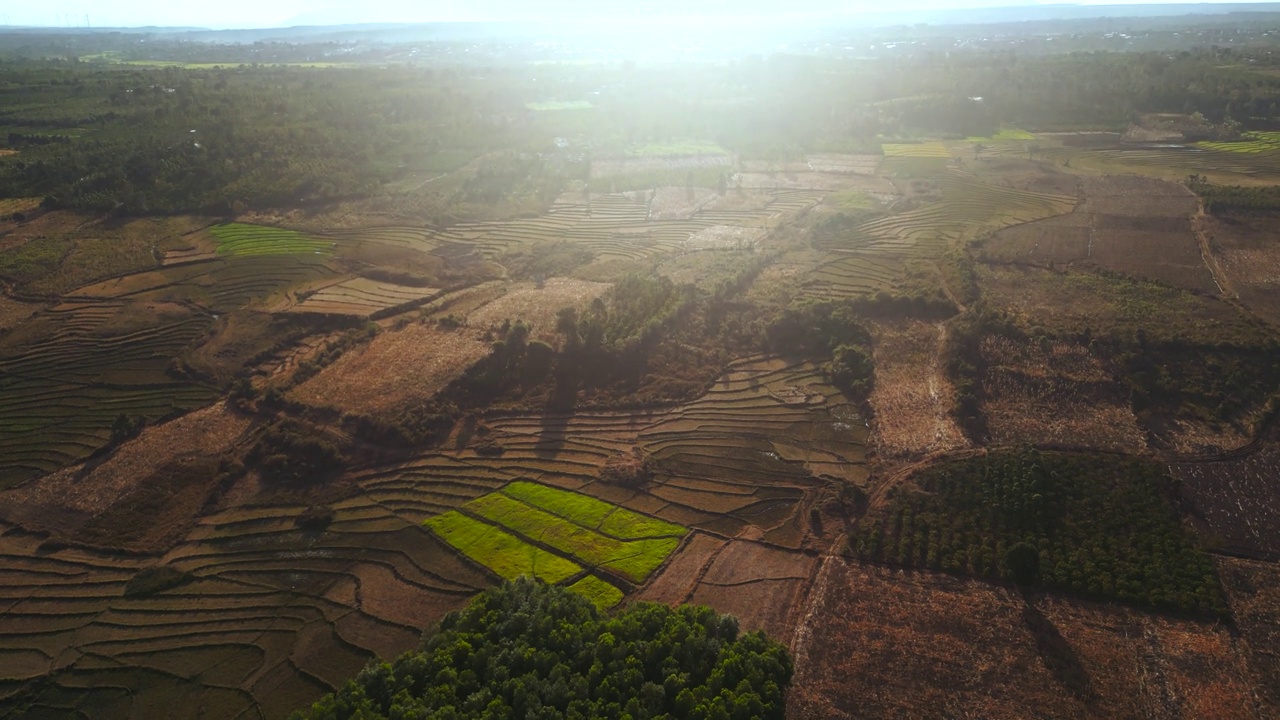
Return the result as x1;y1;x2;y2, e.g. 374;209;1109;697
2;0;1272;29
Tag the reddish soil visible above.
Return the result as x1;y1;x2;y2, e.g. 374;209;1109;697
1200;211;1280;325
866;319;968;460
1217;556;1280;708
1172;444;1280;559
980;335;1147;452
685;540;818;639
289;322;489;416
788;558;1268;720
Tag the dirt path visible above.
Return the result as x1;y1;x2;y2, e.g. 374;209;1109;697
1191;203;1236;299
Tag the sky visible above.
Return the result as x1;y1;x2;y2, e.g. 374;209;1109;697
2;0;1275;29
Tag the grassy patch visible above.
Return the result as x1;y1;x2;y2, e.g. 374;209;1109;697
567;574;624;609
501;481;685;540
210;223;332;258
852;449;1226;617
424;511;583;584
827;190;877;211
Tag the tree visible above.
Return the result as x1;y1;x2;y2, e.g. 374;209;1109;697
1005;542;1041;586
291;578;792;720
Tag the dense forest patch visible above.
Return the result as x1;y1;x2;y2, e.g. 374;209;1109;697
292;578;792;720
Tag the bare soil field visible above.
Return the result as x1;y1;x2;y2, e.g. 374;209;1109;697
1200;211;1280;324
590;155;733;178
648;186;718;220
1172;444;1280;559
0;402;251;521
980;212;1091;264
866;319;968;459
980;335;1147;452
734;171;896;193
464;277;611;339
977;264;1262;344
788;558;1268;720
685;540;819;639
803;154;883;174
1089;213;1217;293
290;323;490;415
0;294;42;332
1077;175;1200;217
700;189;776;212
968;157;1082;197
1217;556;1280;707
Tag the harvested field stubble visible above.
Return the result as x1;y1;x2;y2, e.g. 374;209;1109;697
788;559;1264;720
1172;444;1280;558
980;335;1146;452
867;319;967;458
290;322;489;415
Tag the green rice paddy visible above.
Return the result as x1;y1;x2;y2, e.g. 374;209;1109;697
423;510;583;584
210;223;333;257
1197;131;1280;153
567;575;625;609
425;482;688;589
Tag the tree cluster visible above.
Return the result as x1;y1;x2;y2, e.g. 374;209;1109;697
852;449;1226;616
293;578;792;720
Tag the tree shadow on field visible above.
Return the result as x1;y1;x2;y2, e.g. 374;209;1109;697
533;413;570;460
1021;593;1098;704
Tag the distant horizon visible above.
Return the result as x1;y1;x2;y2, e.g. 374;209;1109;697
4;0;1280;31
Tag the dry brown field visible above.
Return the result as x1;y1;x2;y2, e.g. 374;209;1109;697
866;319;968;459
788;558;1269;720
1200;210;1280;324
981;212;1091;264
464;277;611;339
977;264;1260;344
1172;444;1280;559
290;322;490;415
1217;556;1280;707
980;335;1147;452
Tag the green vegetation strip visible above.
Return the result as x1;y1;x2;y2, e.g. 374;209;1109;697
466;493;680;584
852;449;1225;616
501;480;685;540
425;482;687;589
1197;131;1280;153
209;223;332;257
423;511;582;584
567;575;625;609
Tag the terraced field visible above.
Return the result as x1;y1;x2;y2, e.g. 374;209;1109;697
426;481;686;602
210;223;333;257
882;142;950;157
804;167;1075;299
0;302;218;485
287;277;441;317
1197;131;1280;153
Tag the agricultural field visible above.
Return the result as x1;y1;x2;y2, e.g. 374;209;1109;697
977;264;1263;344
979;334;1147;452
865;319;968;460
209;223;334;257
788;558;1266;720
1199;209;1280;324
285;277;441;317
1172;442;1280;559
288;322;490;415
426;480;685;599
10;44;1280;719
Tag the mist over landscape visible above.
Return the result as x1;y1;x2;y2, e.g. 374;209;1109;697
3;2;1280;719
